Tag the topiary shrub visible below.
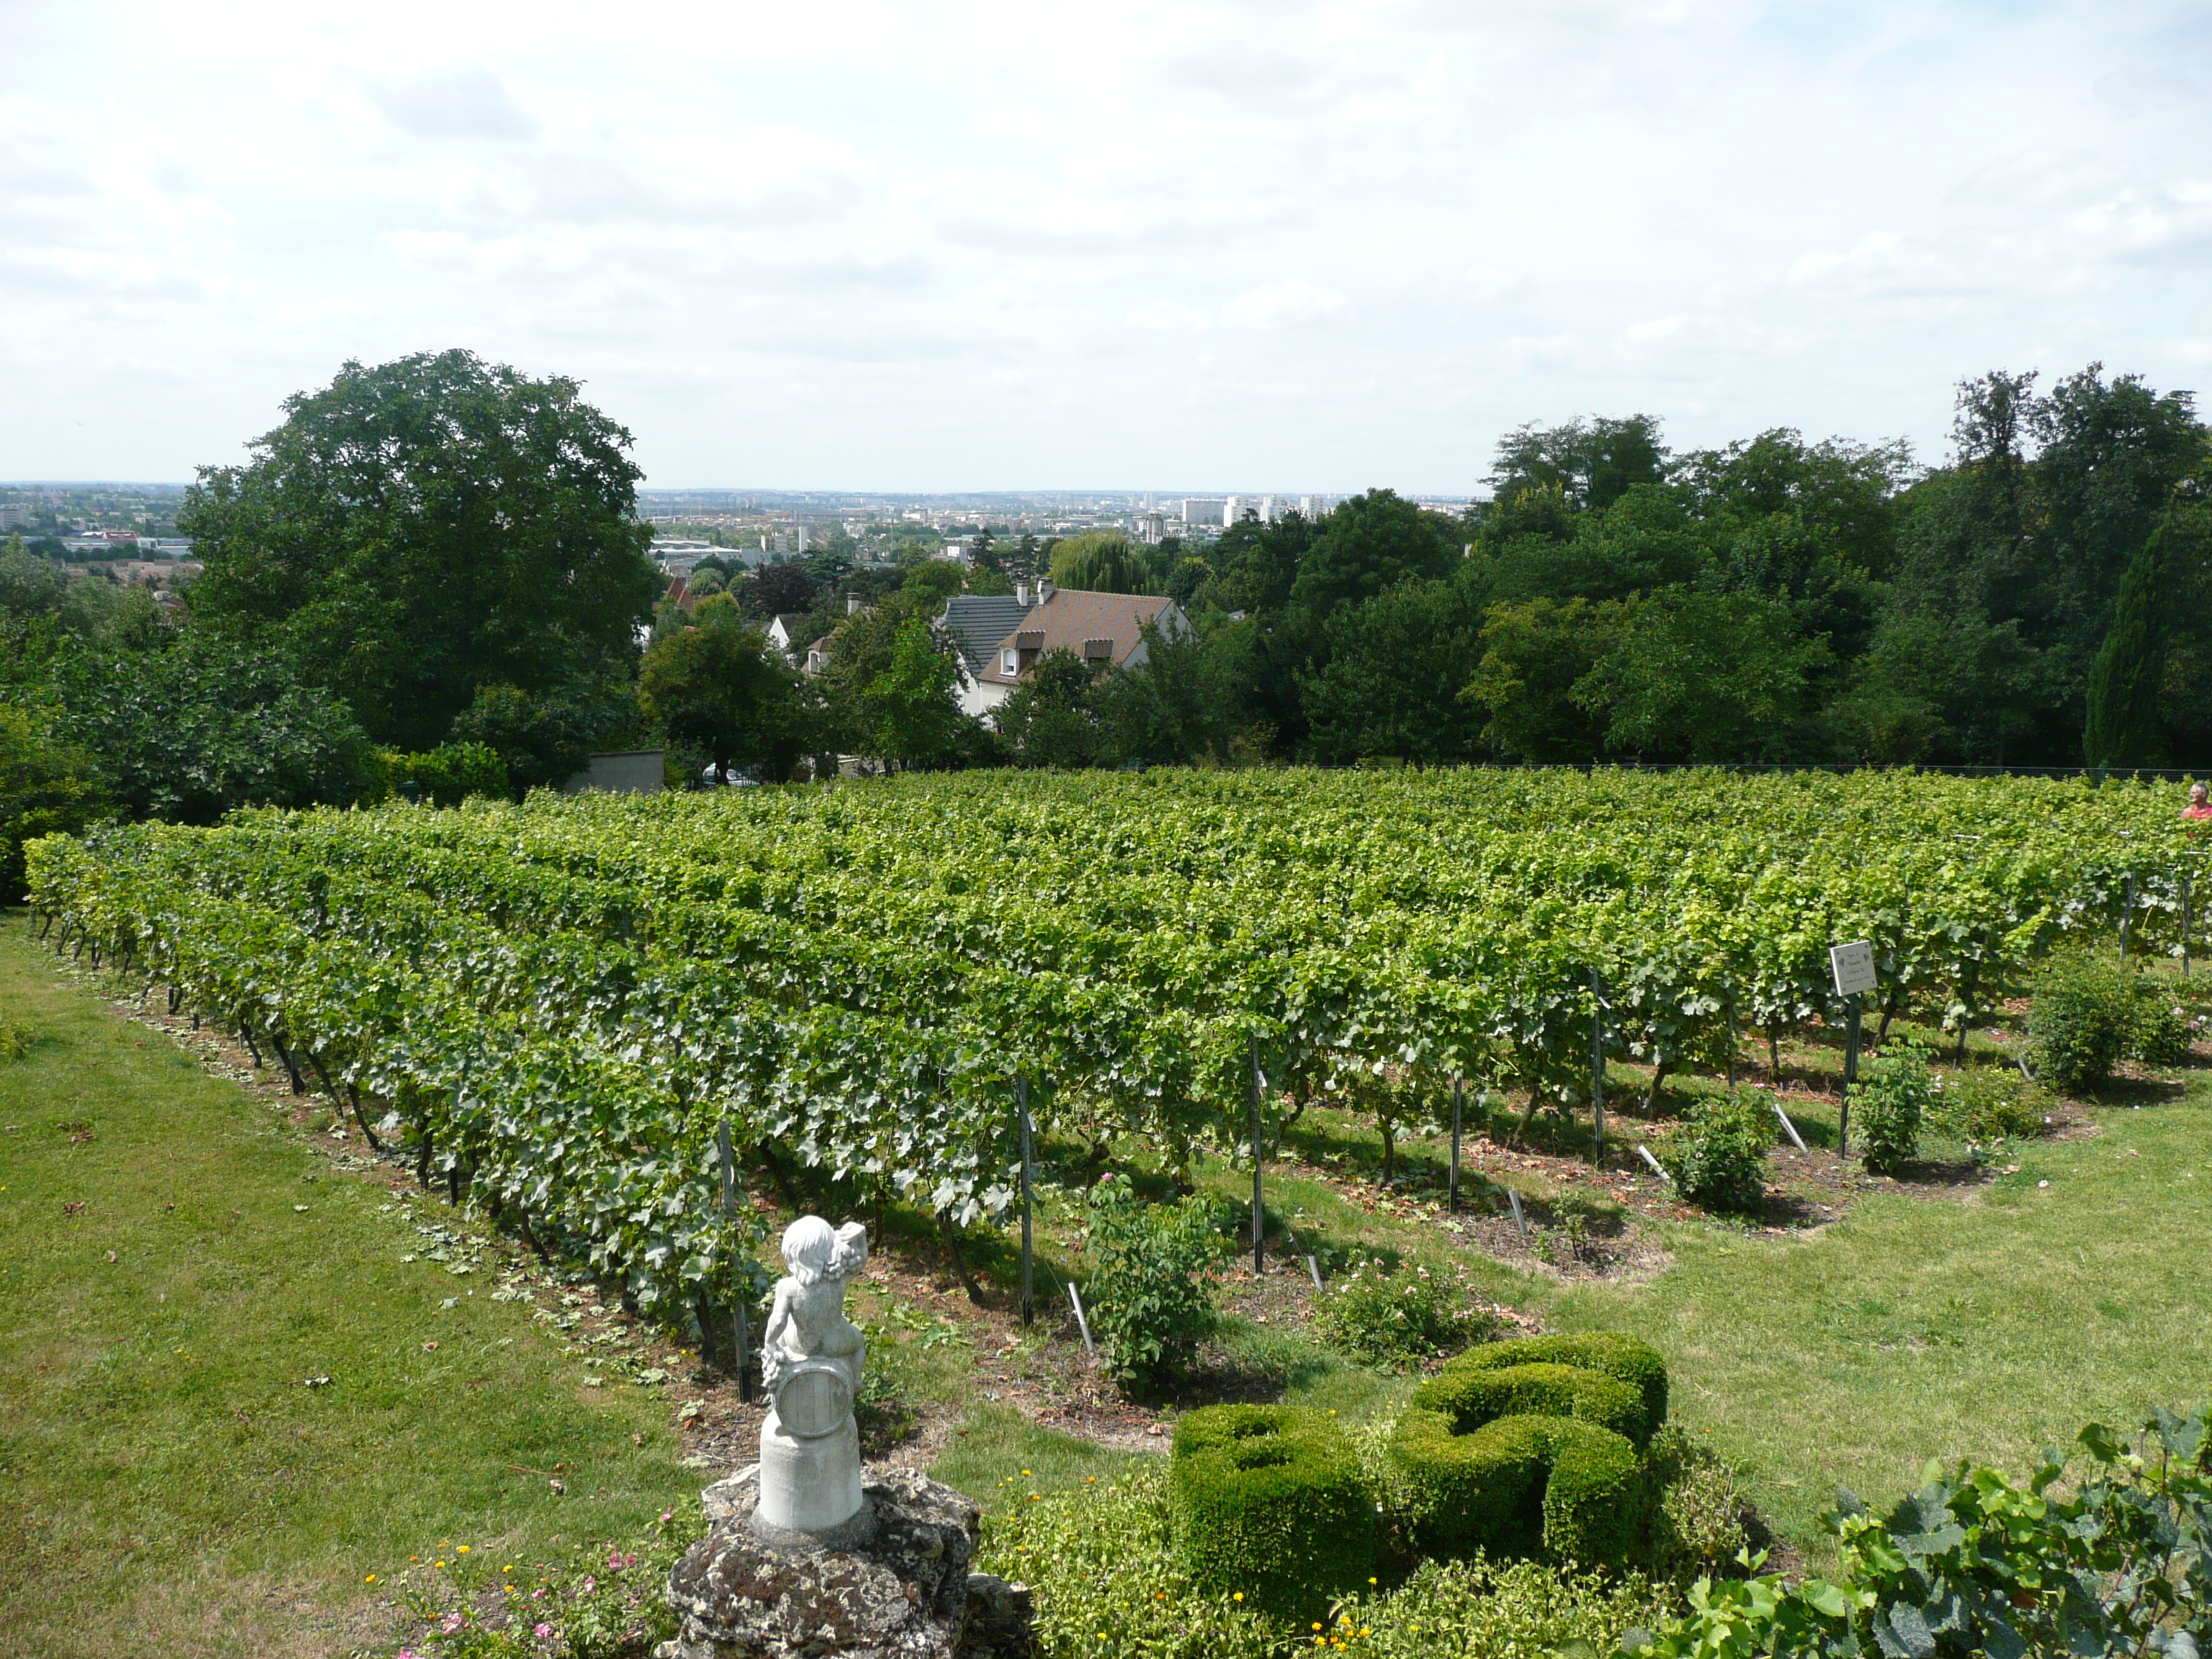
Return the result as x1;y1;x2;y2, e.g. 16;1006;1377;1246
1386;1333;1668;1567
1851;1043;1935;1173
1653;1089;1772;1212
1167;1404;1376;1626
1429;1333;1669;1446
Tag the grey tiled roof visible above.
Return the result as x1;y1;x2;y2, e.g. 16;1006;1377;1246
937;595;1035;673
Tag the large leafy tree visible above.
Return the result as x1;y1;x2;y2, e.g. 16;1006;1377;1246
1301;575;1486;765
1048;531;1151;595
638;606;819;783
1289;490;1463;619
179;350;662;749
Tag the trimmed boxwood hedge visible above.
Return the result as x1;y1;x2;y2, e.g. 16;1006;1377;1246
1435;1334;1669;1447
1168;1403;1377;1624
1387;1333;1669;1565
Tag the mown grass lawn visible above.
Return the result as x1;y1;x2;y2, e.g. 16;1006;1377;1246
0;914;698;1659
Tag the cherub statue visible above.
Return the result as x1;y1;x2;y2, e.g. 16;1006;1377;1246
757;1215;868;1400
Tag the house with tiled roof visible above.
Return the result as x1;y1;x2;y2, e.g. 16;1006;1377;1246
956;580;1189;719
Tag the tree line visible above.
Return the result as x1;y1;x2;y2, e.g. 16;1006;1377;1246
4;351;2206;896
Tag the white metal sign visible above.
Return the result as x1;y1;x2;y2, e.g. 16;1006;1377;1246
1829;940;1877;998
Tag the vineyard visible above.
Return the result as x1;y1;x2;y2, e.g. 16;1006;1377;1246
22;768;2203;1334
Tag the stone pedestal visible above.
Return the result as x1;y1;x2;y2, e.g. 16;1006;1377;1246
756;1364;865;1534
654;1466;1033;1659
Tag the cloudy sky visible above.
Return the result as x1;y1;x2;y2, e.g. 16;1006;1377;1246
3;0;2209;492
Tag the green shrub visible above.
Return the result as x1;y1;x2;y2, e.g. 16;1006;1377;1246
1386;1333;1668;1566
1429;1334;1670;1447
979;1460;1668;1659
1851;1044;1935;1173
1309;1256;1496;1370
1642;1425;1752;1582
1327;1555;1665;1659
367;742;511;807
0;700;110;904
979;1460;1283;1659
1080;1177;1223;1393
1168;1405;1376;1626
1653;1089;1771;1212
1924;1066;2050;1143
1390;1406;1643;1565
2028;949;2196;1092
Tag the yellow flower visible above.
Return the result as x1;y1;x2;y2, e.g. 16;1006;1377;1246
1021;1469;1031;1476
503;1566;513;1573
1233;1592;1244;1602
364;1575;376;1584
457;1545;471;1554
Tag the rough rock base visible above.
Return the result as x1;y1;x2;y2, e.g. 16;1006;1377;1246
653;1465;1033;1659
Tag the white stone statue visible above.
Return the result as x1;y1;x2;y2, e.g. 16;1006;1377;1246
752;1215;870;1535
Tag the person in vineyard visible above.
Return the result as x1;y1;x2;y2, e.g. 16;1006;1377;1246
2184;783;2212;824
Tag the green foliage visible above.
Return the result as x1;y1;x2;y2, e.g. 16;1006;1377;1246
389;1508;703;1658
997;647;1103;768
639;613;818;783
1167;1404;1376;1625
1430;1334;1671;1447
1050;531;1151;595
979;1460;1283;1659
1644;1426;1753;1582
0;701;109;903
1623;1405;2212;1659
1924;1065;2050;1143
1329;1555;1667;1659
179;349;660;750
1302;575;1487;765
1655;1089;1774;1212
366;742;511;808
2084;523;2172;767
0;1017;35;1061
1308;1256;1496;1371
2029;949;2193;1092
1290;490;1462;619
1390;1404;1645;1565
1388;1334;1668;1565
1852;1043;1934;1173
450;677;638;794
46;632;374;823
1080;1177;1223;1392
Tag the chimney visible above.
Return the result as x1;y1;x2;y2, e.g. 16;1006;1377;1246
845;592;863;616
1015;580;1030;606
1037;577;1056;603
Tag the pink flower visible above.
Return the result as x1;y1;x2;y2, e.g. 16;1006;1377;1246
532;1586;546;1600
441;1611;464;1634
534;1622;555;1640
581;1576;596;1593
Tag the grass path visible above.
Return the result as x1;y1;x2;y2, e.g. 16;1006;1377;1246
0;915;698;1659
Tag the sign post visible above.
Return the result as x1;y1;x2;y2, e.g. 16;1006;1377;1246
1829;941;1876;1156
1017;1075;1035;1327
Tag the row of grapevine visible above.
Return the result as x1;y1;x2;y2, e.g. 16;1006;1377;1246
24;768;2203;1318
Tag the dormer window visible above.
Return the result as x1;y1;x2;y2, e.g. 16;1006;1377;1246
1002;649;1018;675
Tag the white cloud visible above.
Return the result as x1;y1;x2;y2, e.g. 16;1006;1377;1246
1;0;2210;487
1220;278;1352;330
365;65;536;141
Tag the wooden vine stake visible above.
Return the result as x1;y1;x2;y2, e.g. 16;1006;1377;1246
1449;1078;1463;1213
717;1118;750;1403
1589;968;1607;1159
